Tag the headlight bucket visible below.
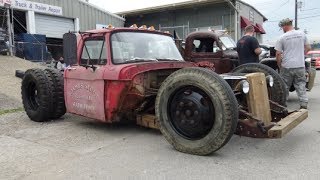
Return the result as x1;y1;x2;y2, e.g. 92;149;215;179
266;75;274;87
240;80;250;94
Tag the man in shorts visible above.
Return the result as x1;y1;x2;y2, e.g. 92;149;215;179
275;18;311;109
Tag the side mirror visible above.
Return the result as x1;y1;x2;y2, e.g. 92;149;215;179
63;33;77;66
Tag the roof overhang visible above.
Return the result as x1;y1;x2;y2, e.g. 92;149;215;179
256;23;266;34
241;16;266;34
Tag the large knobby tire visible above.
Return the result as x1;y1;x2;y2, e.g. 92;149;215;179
44;68;66;119
260;58;279;72
156;68;238;155
22;69;54;122
232;63;287;106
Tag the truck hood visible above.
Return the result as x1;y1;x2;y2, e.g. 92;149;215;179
103;61;194;80
223;49;238;59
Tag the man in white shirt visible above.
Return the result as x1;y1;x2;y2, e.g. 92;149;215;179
56;56;66;71
275;18;311;109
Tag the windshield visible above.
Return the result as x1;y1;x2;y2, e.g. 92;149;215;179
219;36;237;49
111;32;183;64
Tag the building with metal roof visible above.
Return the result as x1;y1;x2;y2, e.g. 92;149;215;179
0;0;124;60
117;0;267;42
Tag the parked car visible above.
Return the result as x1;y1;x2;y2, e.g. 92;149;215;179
306;50;320;70
259;44;272;60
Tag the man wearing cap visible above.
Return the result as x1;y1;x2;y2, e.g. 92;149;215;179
275;18;311;109
236;25;262;65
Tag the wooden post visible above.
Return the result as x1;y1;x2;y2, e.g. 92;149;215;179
268;109;308;138
245;73;272;125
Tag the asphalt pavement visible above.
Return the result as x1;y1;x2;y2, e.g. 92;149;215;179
0;57;319;179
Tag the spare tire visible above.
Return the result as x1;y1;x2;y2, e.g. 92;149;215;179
156;67;238;155
44;68;66;119
15;70;25;79
21;69;54;122
232;63;287;106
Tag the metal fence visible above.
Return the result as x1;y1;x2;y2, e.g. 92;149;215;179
0;6;10;55
15;41;63;62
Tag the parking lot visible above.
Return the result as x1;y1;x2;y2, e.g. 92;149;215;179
1;56;320;179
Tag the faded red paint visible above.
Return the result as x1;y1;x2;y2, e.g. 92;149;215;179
64;67;106;121
183;31;238;74
64;28;194;123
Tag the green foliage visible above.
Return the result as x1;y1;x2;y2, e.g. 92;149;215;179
0;108;24;116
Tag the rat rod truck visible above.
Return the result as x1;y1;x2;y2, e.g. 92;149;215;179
21;26;308;155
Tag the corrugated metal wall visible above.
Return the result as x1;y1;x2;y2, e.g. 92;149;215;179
30;0;124;30
124;3;236;39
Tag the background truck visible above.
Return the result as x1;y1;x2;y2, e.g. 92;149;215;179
21;26;307;155
178;30;316;92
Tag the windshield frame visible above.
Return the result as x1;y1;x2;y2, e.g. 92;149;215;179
219;35;237;50
110;31;183;65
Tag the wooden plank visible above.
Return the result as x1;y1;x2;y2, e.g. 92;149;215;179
136;114;159;129
245;73;272;125
268;109;308;138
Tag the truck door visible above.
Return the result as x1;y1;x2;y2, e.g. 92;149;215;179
64;36;107;121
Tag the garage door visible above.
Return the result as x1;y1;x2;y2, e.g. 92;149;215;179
35;14;74;38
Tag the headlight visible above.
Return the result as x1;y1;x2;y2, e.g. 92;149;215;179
266;75;274;87
240;80;250;94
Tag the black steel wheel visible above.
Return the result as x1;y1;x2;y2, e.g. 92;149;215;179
156;68;238;155
168;86;215;140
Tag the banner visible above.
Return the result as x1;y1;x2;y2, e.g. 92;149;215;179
1;0;63;16
0;0;12;6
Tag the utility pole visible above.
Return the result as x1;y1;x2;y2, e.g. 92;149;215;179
295;0;298;30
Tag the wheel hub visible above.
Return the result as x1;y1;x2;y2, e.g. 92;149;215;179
168;86;215;140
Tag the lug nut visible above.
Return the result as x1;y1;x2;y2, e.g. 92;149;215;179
185;110;191;117
176;111;180;116
194;111;199;116
188;102;193;107
190;120;195;124
179;102;184;107
181;120;185;124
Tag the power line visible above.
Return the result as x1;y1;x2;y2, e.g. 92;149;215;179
264;0;290;15
266;14;320;22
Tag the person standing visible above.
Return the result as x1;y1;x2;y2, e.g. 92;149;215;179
236;25;262;65
56;56;66;71
275;18;311;109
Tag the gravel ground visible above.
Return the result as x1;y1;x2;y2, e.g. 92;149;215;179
0;56;44;108
0;57;319;180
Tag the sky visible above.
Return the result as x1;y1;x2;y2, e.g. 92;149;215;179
89;0;320;44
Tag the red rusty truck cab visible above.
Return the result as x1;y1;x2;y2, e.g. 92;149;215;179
63;27;194;123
